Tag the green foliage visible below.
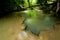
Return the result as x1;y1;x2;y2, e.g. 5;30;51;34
15;0;57;14
47;0;57;4
24;0;37;8
29;0;37;6
26;10;37;18
15;0;23;4
0;0;57;16
24;0;29;7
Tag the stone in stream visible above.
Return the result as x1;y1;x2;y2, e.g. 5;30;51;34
22;10;57;35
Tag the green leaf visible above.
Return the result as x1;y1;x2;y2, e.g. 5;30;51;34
47;0;56;4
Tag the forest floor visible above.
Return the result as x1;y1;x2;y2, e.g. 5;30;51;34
0;13;60;40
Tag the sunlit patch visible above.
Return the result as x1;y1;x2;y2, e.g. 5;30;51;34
18;34;23;40
30;0;37;5
18;31;28;40
40;36;43;40
47;0;56;4
25;18;32;23
23;10;29;13
32;0;36;3
47;1;53;4
22;31;28;37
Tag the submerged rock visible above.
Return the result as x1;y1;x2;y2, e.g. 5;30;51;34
23;10;57;35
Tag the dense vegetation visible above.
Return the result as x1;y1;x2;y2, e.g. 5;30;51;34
0;0;60;18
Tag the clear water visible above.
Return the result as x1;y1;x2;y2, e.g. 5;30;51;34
23;9;58;35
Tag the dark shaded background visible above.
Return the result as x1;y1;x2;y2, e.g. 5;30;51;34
0;0;60;18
